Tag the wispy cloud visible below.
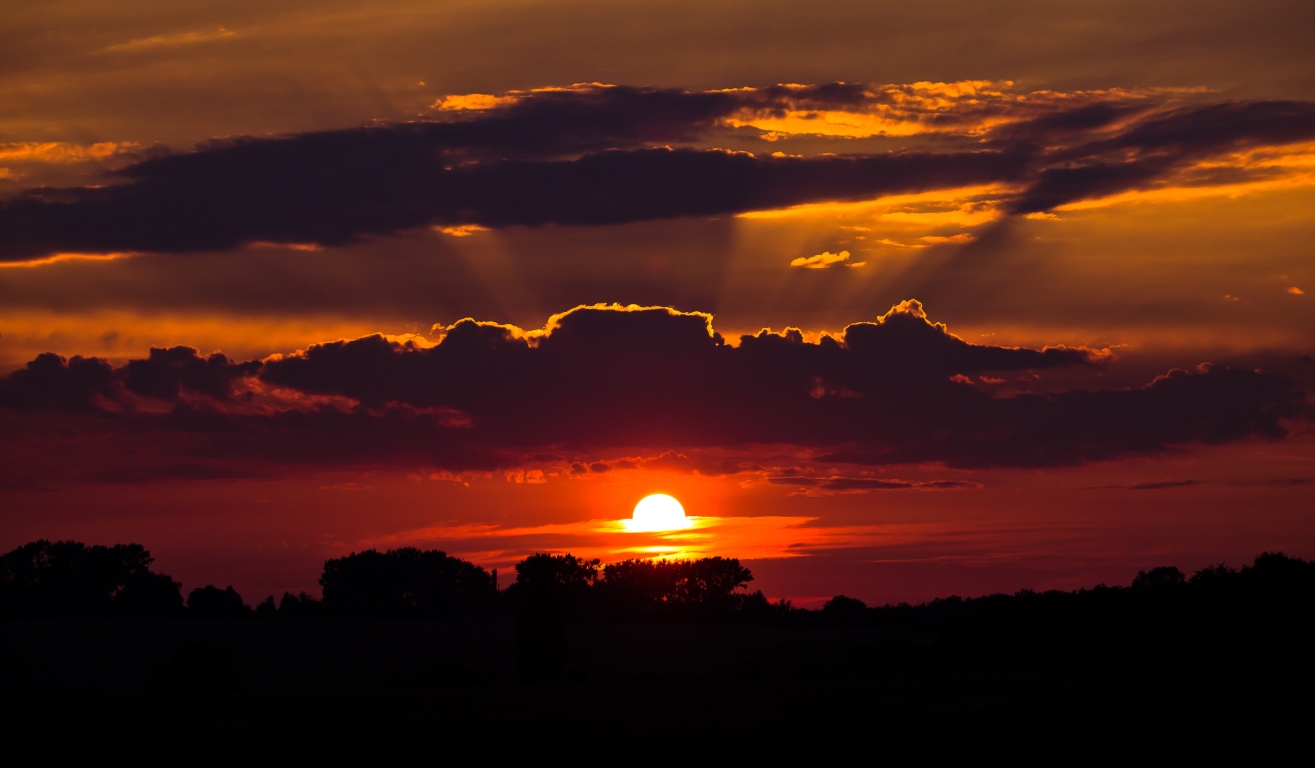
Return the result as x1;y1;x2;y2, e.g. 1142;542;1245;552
100;28;236;53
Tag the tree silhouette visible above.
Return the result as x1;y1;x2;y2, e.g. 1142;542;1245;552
508;553;599;681
278;591;326;617
1131;566;1186;589
822;595;869;625
319;547;496;616
0;539;182;618
187;585;250;617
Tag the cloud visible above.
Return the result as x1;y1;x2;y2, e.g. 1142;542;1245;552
766;475;981;493
122;346;260;402
1005;100;1315;213
919;234;976;245
1130;480;1199;490
790;250;854;269
100;28;236;53
1;302;1304;486
1;83;1312;263
0;142;141;164
0;144;1018;262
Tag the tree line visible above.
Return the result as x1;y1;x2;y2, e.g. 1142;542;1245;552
4;539;1314;682
3;540;1313;643
0;540;771;621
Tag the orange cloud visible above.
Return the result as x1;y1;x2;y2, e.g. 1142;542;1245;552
790;250;860;269
433;94;516;111
0;142;139;163
434;225;490;237
723;82;1199;140
0;252;134;269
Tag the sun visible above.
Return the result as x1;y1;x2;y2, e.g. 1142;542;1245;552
624;494;693;532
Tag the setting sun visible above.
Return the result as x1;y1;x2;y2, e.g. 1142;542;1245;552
624;494;693;532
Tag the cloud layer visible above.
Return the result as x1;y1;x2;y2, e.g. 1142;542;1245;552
1;301;1304;486
1;83;1312;263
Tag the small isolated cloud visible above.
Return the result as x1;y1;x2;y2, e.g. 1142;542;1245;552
435;225;489;237
1289;286;1305;295
433;93;517;111
791;250;860;269
918;233;976;245
246;241;323;252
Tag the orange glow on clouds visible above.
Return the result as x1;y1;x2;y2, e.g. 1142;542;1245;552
0;142;139;163
0;252;135;269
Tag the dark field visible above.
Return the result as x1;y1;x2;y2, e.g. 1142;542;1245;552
2;619;1310;758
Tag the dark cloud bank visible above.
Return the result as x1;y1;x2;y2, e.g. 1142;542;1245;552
1;84;1312;262
1;302;1305;482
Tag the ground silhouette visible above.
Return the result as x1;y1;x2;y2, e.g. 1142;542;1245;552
3;540;1314;685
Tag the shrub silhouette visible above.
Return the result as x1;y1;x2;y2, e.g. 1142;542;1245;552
0;539;182;618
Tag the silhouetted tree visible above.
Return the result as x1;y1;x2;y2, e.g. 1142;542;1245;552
509;553;599;604
1190;562;1240;590
676;557;753;609
1131;566;1186;589
596;558;682;612
278;591;327;617
509;553;598;681
320;547;496;617
822;595;869;625
591;556;755;619
0;539;182;618
187;585;250;618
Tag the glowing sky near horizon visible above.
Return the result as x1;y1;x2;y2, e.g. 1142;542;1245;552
1;0;1313;607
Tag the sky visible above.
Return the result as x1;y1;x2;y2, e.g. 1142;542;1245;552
2;0;1313;606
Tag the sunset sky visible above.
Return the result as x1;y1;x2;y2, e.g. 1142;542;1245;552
2;0;1313;606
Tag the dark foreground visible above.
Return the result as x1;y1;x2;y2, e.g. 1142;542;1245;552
2;619;1311;758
